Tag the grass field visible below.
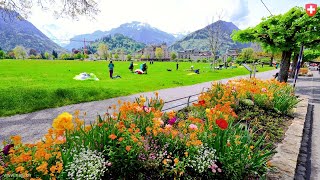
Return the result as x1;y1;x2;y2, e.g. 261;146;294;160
0;60;274;117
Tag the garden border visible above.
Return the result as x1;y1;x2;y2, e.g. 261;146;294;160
294;104;313;179
267;95;308;179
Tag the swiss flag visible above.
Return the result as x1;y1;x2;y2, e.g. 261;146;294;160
305;3;317;17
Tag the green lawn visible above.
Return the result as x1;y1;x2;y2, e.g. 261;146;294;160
0;60;273;117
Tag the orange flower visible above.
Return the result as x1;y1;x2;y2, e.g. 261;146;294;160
126;146;132;152
109;134;117;140
11;135;22;144
56;162;63;173
50;165;56;173
15;166;25;173
118;137;124;142
174;158;179;165
0;165;4;174
36;162;48;175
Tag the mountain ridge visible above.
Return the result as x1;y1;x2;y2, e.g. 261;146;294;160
0;9;65;53
63;21;176;50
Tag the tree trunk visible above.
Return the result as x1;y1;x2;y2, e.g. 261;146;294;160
290;53;299;78
278;50;293;82
269;53;274;67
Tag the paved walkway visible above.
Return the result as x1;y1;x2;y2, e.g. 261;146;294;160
292;70;320;180
0;69;278;143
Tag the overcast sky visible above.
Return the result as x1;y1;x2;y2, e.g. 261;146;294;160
27;0;314;42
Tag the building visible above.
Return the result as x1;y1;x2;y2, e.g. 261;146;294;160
224;49;240;60
177;49;212;60
136;43;170;61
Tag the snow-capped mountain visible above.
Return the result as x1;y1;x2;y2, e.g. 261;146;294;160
63;21;177;50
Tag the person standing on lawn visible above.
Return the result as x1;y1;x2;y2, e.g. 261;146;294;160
108;61;114;78
129;61;134;73
176;62;179;70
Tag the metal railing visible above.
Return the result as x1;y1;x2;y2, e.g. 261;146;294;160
161;87;211;111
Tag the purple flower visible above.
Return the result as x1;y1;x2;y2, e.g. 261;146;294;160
168;117;177;125
3;144;14;156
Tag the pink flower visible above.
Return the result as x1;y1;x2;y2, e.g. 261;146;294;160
165;124;172;129
188;124;198;130
106;162;112;167
143;106;151;113
168;117;177;125
261;88;267;92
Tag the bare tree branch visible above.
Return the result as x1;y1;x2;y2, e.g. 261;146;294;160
0;0;100;20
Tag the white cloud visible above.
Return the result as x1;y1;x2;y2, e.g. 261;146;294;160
26;0;316;41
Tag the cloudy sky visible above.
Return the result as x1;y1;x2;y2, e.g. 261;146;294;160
27;0;314;43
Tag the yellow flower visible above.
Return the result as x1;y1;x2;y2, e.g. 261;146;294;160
184;152;188;157
52;112;74;131
205;108;210;113
250;145;254;150
140;97;146;103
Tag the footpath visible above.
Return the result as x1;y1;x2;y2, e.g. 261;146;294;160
0;69;278;143
292;71;320;180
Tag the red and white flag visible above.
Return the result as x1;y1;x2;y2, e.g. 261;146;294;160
305;3;317;17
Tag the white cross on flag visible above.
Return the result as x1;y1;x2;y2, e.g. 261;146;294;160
305;3;317;17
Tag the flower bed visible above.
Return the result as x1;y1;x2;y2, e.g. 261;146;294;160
0;79;299;179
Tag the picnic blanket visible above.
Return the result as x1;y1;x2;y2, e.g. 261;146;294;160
73;72;99;81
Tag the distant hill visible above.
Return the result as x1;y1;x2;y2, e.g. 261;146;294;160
87;34;146;54
169;20;249;53
64;21;176;50
0;9;65;53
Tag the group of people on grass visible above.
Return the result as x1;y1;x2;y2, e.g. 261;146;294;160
108;61;149;79
108;61;203;79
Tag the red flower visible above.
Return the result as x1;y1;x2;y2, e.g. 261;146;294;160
199;100;206;106
216;118;228;130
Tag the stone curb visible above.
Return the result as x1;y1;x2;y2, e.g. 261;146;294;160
267;96;309;180
294;104;313;180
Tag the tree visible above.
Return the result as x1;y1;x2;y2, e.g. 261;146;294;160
303;49;320;63
0;0;99;19
240;48;254;62
206;12;225;70
29;49;37;56
232;7;320;82
114;53;119;60
170;52;177;60
52;50;58;59
155;47;164;60
126;54;132;61
44;52;50;59
97;43;108;60
0;50;5;59
13;45;27;59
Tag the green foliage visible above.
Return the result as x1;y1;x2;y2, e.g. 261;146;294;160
303;49;320;62
170;52;177;60
240;48;254;61
227;56;233;63
114;53;119;60
155;47;164;60
0;50;5;59
89;34;145;54
271;85;300;114
127;54;132;61
13;45;27;59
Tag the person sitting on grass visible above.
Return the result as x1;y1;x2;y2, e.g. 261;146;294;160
142;63;148;74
